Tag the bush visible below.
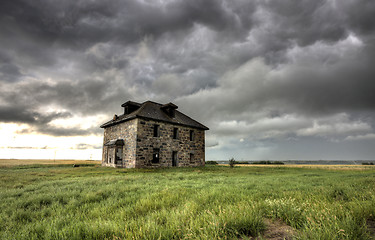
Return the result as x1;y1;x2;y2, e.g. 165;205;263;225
205;161;218;165
229;158;236;168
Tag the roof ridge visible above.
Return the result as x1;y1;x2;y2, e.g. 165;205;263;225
142;100;164;106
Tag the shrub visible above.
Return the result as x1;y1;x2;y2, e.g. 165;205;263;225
229;158;236;168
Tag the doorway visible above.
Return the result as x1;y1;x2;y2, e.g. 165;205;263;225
115;146;123;165
172;151;178;167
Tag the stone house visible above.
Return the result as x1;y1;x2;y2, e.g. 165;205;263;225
100;101;209;168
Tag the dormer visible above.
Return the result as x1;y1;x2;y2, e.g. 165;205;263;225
161;102;178;118
121;101;141;115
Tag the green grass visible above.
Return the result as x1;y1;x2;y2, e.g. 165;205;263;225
0;164;374;239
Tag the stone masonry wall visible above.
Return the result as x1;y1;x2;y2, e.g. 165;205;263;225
135;118;205;168
102;118;138;168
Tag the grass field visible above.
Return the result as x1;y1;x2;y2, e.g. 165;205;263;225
0;160;374;239
0;159;100;167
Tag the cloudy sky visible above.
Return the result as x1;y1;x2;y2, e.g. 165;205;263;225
1;0;375;160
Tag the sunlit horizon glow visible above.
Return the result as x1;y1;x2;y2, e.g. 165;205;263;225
0;123;103;160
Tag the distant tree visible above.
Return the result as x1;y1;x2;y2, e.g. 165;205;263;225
229;157;236;168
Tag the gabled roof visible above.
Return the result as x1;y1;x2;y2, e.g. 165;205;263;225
100;101;209;130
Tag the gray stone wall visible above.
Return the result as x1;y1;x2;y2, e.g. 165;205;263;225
102;118;138;168
135;118;205;168
102;118;206;168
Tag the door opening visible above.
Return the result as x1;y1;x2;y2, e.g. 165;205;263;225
172;151;178;167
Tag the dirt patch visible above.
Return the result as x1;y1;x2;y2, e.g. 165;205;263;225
367;219;375;239
250;219;295;240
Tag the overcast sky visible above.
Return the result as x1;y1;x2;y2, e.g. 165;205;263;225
1;0;375;160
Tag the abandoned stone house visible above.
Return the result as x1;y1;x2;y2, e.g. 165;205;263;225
100;101;209;168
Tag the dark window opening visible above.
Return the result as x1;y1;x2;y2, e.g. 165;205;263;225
173;128;178;139
115;147;123;164
152;148;160;164
190;130;194;141
154;125;160;137
172;151;178;167
190;153;194;163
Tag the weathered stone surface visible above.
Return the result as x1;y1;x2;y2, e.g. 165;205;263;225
102;118;206;168
102;119;137;168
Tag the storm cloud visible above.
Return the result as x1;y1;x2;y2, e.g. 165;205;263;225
0;0;374;159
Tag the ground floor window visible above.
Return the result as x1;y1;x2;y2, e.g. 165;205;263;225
190;153;194;163
152;148;160;164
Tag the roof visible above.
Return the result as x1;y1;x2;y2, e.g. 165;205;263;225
100;101;209;130
104;139;125;146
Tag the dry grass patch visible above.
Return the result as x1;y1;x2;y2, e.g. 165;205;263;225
225;164;375;171
0;159;100;167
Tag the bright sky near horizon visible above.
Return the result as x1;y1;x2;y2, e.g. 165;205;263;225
1;0;375;160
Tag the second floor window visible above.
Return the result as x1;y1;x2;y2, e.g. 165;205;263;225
190;130;194;141
154;124;160;137
173;128;178;139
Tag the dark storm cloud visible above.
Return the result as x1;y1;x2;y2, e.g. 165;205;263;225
0;51;22;82
0;105;70;124
0;0;253;51
0;0;375;150
0;104;100;136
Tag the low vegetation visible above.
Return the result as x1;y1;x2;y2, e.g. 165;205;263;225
205;160;218;165
251;160;285;165
362;162;374;165
0;160;374;239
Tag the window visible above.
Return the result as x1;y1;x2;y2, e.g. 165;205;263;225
153;124;160;137
172;151;178;167
190;130;194;141
152;148;160;164
190;153;194;163
173;128;178;139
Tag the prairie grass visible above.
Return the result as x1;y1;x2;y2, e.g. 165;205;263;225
0;159;100;167
0;163;374;239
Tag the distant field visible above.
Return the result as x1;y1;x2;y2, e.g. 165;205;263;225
230;164;375;170
0;159;100;167
0;164;374;239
